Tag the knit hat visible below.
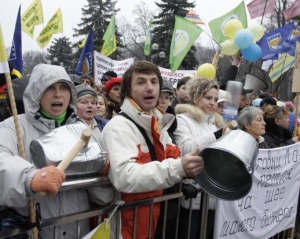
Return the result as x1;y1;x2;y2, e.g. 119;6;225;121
75;85;97;99
101;71;117;84
80;74;94;87
161;79;174;95
105;77;122;95
259;92;272;99
251;98;262;107
260;97;277;107
285;101;294;110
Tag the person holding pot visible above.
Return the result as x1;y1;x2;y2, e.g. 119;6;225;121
173;76;225;239
0;64;114;238
237;106;269;149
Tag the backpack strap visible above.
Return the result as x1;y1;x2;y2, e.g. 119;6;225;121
119;112;158;161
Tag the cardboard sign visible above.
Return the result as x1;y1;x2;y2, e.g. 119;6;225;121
292;42;300;92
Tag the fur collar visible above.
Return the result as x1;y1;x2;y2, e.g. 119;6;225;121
175;104;224;128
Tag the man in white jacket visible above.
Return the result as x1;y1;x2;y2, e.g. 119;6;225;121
100;60;204;239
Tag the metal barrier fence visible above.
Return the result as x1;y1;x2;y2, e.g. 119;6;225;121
0;180;299;239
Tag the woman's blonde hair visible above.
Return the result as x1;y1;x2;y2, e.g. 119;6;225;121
186;77;219;103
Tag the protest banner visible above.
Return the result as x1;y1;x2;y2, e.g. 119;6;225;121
93;51;134;83
214;143;300;239
158;66;195;88
93;51;196;87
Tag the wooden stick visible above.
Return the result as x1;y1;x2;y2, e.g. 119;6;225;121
294;93;299;137
57;128;92;171
5;72;38;239
39;128;92;196
222;120;238;135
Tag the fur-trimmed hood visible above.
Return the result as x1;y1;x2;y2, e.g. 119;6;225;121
175;104;224;128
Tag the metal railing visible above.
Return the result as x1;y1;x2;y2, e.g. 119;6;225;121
0;180;298;239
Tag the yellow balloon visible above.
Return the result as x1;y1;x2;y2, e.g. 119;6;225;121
197;63;216;79
247;22;265;42
221;39;239;56
224;19;244;39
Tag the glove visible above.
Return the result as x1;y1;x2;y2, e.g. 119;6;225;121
182;184;198;200
30;166;66;197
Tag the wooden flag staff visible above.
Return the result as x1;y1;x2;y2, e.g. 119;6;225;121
5;72;38;239
290;42;300;239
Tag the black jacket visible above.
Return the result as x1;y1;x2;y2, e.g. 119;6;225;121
263;119;294;148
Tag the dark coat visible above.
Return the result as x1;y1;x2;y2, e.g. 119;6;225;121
94;116;109;131
262;119;294;148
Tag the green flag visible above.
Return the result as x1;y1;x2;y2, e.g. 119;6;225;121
169;16;202;73
208;1;247;44
101;13;116;56
144;20;152;56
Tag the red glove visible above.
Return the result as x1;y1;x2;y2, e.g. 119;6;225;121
30;166;66;197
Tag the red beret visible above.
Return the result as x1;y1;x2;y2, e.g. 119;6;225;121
105;77;122;95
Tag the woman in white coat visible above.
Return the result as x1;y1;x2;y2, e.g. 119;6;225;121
0;64;114;238
173;77;224;239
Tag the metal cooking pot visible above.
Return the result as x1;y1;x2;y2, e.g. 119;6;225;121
195;129;259;201
30;121;107;180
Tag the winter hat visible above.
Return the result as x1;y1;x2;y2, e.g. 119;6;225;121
285;101;294;111
277;101;286;107
161;79;174;95
80;74;94;87
105;77;122;95
260;97;277;107
75;85;97;100
259;92;272;99
217;90;231;103
251;98;263;107
101;71;117;84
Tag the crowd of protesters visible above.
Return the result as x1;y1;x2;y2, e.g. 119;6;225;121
0;59;299;239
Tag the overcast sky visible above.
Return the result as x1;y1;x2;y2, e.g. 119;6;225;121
0;0;251;52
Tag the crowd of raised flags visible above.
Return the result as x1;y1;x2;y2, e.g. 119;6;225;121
3;0;300;84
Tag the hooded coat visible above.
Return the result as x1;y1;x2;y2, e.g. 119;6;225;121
0;64;114;238
173;104;223;210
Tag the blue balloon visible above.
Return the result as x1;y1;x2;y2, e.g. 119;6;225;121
241;44;262;61
234;29;253;49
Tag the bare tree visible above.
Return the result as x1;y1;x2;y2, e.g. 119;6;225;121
117;1;154;60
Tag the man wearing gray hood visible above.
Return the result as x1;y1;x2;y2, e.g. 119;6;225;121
0;64;114;238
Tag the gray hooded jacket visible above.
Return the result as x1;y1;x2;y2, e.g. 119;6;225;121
0;64;114;238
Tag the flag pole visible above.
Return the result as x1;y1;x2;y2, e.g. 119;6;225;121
5;72;39;239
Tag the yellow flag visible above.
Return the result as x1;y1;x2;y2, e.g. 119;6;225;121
0;23;10;73
36;9;63;49
21;0;44;38
269;53;294;82
90;220;110;239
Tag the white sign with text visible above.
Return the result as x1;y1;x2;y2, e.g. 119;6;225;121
93;51;196;87
158;66;195;88
93;51;134;83
214;143;300;239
